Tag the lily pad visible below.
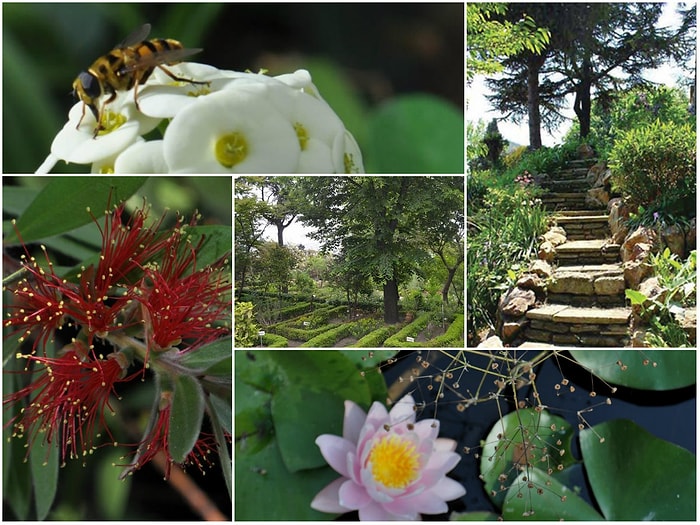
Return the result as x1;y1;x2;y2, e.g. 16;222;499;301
569;350;695;390
580;418;695;520
501;468;603;520
481;408;577;509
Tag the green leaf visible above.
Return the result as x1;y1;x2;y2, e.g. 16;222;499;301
186;225;232;268
501;468;603;520
580;419;695;520
6;177;147;244
96;448;132;520
5;438;32;520
209;393;232;435
625;288;648;305
569;349;696;390
367;94;463;173
235;439;339;520
168;375;205;463
179;336;232;372
337;349;400;368
480;408;576;509
451;511;501;521
29;439;59;520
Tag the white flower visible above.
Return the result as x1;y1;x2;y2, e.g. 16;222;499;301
36;64;364;174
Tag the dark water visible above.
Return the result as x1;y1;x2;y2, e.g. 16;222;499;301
380;350;696;519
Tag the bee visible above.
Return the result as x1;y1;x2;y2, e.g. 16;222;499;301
72;23;208;137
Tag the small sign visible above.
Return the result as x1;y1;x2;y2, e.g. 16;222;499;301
406;337;415;343
258;330;266;336
303;321;310;326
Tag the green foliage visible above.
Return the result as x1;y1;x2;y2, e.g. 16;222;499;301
467;180;548;341
585;85;695;160
262;333;289;348
423;314;464;347
234;302;259;348
383;312;432;347
609;120;696;209
352;324;403;347
625;249;696;347
467;3;551;79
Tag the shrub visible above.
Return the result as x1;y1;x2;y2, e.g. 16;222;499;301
234;301;259;347
608;120;696;209
262;333;289;347
383;312;433;347
301;322;358;347
424;314;464;347
352;324;403;347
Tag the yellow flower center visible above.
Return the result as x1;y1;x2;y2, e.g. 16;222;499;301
215;132;248;168
294;122;309;151
367;434;420;489
97;110;127;136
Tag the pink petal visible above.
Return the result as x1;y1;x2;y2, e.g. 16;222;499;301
400;489;449;515
311;477;349;513
434;437;457;452
316;434;354;477
364;400;389;430
424;449;461;476
413;418;440;441
338;479;372;510
429;476;467;502
359;501;416;521
343;400;367;444
389;394;417;424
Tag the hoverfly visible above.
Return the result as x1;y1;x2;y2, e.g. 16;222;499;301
72;23;208;137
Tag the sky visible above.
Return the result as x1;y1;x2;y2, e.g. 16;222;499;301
467;2;694;147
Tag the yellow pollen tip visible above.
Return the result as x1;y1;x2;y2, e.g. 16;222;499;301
367;434;420;489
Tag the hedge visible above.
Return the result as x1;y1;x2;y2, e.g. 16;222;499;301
352;324;404;348
300;322;359;348
423;314;464;347
262;333;289;348
383;312;433;348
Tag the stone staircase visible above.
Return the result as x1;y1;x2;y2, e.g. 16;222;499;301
522;158;632;347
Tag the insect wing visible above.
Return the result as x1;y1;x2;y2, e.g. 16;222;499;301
118;23;152;48
118;47;203;74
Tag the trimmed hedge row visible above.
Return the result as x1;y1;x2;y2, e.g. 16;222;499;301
383;312;433;348
262;333;289;347
300;322;359;347
352;323;404;348
424;314;464;347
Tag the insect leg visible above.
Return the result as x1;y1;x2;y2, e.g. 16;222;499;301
156;65;210;86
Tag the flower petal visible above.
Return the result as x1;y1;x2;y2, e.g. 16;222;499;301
359;501;414;521
389;394;417;424
310;477;349;514
343;400;367;444
338;479;372;510
316;434;354;478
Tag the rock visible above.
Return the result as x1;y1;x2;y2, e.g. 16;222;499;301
630;329;649;347
577;143;595;159
638;276;663;302
608;198;630;244
548;272;594;295
660;223;687;258
587;187;610;207
528;259;553;278
621;227;658;262
623;259;653;289
516;273;545;294
594;276;626;296
676;308;696;344
502;317;529;342
686;218;696;252
543;228;567;247
477;335;504;348
500;287;536;317
538;241;556;262
586;162;607;185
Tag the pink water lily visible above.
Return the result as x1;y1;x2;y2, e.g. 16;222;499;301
311;394;465;520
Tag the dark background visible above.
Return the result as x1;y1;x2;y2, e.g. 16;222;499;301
3;2;464;173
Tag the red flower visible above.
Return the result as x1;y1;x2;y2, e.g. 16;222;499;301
4;343;133;464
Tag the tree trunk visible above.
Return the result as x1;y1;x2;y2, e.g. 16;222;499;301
527;53;546;150
383;280;400;324
575;59;593;139
441;267;457;303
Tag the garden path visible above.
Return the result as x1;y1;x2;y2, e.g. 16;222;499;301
521;158;632;347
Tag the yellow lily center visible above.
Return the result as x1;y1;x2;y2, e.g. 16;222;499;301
367;434;420;489
215;132;248;168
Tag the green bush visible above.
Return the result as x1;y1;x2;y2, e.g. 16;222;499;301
424;314;464;347
609;120;696;209
262;333;289;347
234;302;259;347
383;312;432;347
352;323;403;347
301;322;358;347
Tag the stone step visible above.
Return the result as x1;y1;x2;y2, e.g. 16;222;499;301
566;158;599;169
554;214;610;241
541;192;605;212
539;179;591;192
554;210;607;217
524;304;631;347
555;239;620;264
548;265;626;306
